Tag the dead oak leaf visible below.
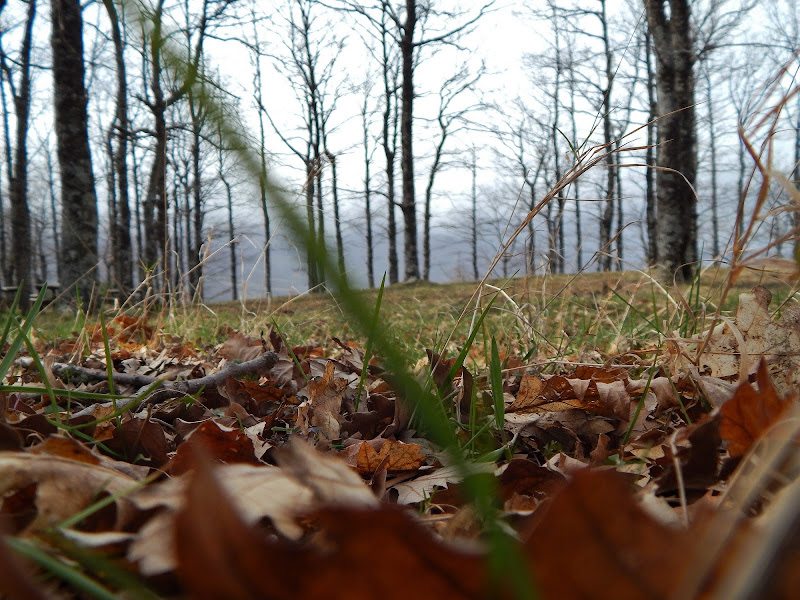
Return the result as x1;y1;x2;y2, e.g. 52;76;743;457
129;462;314;576
175;459;493;600
218;330;263;362
167;419;261;475
693;285;800;396
522;469;694;600
135;439;378;577
0;453;139;533
340;439;427;476
509;374;627;420
720;360;793;458
390;463;495;505
306;360;348;440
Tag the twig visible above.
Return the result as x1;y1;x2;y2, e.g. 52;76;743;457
15;352;279;397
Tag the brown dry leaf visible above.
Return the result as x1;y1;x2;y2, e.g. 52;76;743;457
28;436;100;465
656;415;722;495
390;463;495;505
131;439;377;575
306;360;348;440
507;372;546;412
522;469;694;599
175;459;492;600
498;459;566;512
509;374;626;420
103;417;169;467
0;453;138;532
167;419;261;475
693;286;800;396
0;535;50;600
129;462;315;575
720;360;793;458
340;438;427;475
218;330;263;362
275;438;380;508
219;375;290;416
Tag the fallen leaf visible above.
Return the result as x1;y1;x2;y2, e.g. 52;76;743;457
218;331;263;362
0;453;138;533
275;438;379;508
720;360;793;458
174;459;493;600
522;469;694;599
390;463;494;505
340;438;427;475
306;360;348;440
167;419;261;475
694;286;800;396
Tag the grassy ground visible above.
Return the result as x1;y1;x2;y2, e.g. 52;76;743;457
25;263;798;371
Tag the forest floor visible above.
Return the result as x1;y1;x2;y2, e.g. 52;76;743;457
2;263;800;599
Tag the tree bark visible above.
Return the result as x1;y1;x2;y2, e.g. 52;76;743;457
6;0;35;307
52;0;99;303
361;83;375;288
381;22;399;284
644;25;657;265
400;0;419;280
102;0;132;295
645;0;697;281
599;0;615;272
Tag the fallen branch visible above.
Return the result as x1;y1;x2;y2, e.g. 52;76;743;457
14;352;279;403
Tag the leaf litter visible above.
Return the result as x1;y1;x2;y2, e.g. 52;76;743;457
2;286;800;598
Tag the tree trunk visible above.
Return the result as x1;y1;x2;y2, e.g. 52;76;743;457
471;147;478;281
143;0;168;281
645;0;697;281
103;0;132;295
8;0;35;307
383;72;399;285
550;6;563;275
304;160;318;289
361;87;375;288
599;0;615;272
644;25;658;265
569;62;582;270
220;149;237;301
400;0;419;280
793;92;800;260
704;65;720;260
422;126;447;281
189;96;204;295
52;0;98;303
258;118;272;296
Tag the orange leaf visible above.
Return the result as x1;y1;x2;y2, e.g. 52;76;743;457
720;360;793;458
168;420;260;475
341;439;426;475
523;469;693;599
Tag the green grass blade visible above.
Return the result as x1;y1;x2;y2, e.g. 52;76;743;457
0;285;47;379
355;273;386;411
3;536;120;600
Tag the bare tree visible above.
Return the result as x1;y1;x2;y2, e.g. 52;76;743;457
359;75;377;288
644;22;657;264
248;4;272;296
644;0;697;281
52;0;99;303
0;0;35;306
102;0;133;295
263;0;347;289
138;0;232;293
325;0;495;281
645;0;756;280
421;64;483;281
